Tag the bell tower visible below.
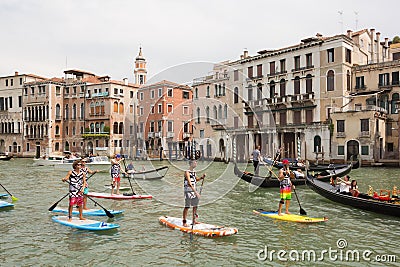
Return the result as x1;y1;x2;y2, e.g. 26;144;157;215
134;47;147;85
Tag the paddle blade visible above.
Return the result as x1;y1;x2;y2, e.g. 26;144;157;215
104;208;115;218
11;195;19;202
48;202;59;211
300;208;307;216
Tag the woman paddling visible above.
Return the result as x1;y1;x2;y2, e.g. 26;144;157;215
62;160;87;221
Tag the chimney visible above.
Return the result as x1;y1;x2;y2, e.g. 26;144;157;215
376;32;381;63
14;71;19;76
123;78;128;85
240;55;244;60
347;30;352;38
370;29;375;63
384;37;389;60
243;50;249;59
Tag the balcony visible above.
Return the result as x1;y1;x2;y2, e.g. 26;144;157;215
26;135;44;140
166;132;174;138
82;132;110;139
336;132;346;138
359;131;370;138
148;132;154;138
183;132;191;139
55;115;62;121
211;119;227;131
267;70;287;77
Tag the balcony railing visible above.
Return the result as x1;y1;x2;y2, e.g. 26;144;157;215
359;131;370;137
336;132;346;138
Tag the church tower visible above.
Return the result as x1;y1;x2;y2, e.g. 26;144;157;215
134;47;147;85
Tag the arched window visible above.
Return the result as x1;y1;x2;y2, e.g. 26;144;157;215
279;79;286;97
55;125;60;135
65;104;69;119
196;107;201;123
218;105;222;120
222;83;226;96
119;103;124;114
306;74;313;93
113;122;118;134
90;102;95;115
391;93;399;114
100;101;105;114
195;88;198;99
95;102;100;114
113;101;118;112
55;142;60;151
80;103;84;119
213;105;217;120
72;104;76;119
224;104;228;119
56;104;61;119
248;85;253;101
100;122;105;132
119;122;124;134
314;135;321;152
95;122;100;133
269;81;275;98
257;83;262;100
294;76;300;95
206;106;210;123
234;87;239;103
327;70;334;91
206;86;210;97
90;123;95;133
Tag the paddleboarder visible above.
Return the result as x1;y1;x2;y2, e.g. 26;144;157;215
111;154;128;195
277;159;294;216
62;160;87;221
182;160;205;227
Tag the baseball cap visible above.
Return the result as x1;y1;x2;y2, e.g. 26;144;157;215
282;159;289;164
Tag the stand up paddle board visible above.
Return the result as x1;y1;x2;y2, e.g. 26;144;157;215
103;185;130;191
87;192;152;200
52;207;124;216
253;209;328;223
0;200;14;209
52;216;119;231
159;216;238;237
0;193;8;198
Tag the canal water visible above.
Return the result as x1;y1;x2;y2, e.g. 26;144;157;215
0;159;399;266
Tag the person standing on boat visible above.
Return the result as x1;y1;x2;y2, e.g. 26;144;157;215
110;154;127;195
80;158;99;210
337;175;351;195
182;160;206;227
278;159;294;215
62;160;86;221
252;145;262;176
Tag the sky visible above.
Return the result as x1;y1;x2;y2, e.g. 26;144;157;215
0;0;399;84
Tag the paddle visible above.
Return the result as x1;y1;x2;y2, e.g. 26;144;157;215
266;152;280;177
48;172;96;212
63;179;114;218
190;175;205;241
293;187;307;215
0;182;18;201
122;156;136;196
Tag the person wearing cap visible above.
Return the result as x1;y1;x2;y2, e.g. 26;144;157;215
110;154;127;195
278;159;295;215
80;158;99;210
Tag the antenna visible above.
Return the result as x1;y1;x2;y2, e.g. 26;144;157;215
338;10;343;33
354;11;359;30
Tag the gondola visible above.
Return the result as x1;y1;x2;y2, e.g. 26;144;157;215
263;157;359;171
306;174;400;217
234;163;352;188
125;166;169;180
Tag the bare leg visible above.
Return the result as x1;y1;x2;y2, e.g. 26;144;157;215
83;195;88;210
68;204;73;221
182;207;189;227
278;200;283;216
116;181;120;195
111;181;115;195
192;207;198;224
79;205;85;220
285;200;291;214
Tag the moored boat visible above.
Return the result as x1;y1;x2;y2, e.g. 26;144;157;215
53;156;111;171
234;163;352;188
263;157;359;171
306;174;400;217
0;153;13;161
